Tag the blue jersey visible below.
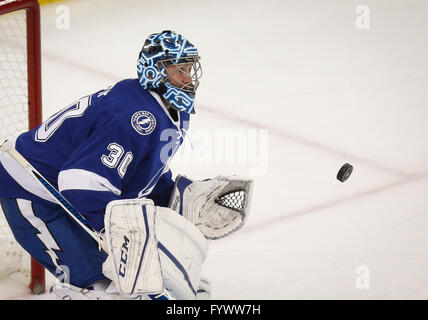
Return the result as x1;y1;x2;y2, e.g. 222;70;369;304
0;79;189;231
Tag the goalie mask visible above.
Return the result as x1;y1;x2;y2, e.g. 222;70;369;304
137;30;202;114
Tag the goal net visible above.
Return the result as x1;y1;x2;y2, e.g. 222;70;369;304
0;0;45;294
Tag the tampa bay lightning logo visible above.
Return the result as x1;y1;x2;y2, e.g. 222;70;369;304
131;111;156;135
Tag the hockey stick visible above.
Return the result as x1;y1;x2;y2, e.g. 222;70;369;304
0;139;107;252
0;140;175;299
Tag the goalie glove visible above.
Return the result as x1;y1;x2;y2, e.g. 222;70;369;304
168;175;253;239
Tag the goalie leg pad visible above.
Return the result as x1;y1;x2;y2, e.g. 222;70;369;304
156;206;209;300
103;198;164;297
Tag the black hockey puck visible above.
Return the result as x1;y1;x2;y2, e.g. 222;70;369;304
337;163;353;182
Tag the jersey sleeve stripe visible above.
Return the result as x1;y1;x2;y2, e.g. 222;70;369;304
58;169;121;195
0;146;57;203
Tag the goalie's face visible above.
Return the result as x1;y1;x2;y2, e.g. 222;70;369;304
162;58;202;93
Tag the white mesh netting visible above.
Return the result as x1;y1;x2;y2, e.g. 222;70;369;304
0;7;31;277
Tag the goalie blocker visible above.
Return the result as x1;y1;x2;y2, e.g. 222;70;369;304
168;175;254;239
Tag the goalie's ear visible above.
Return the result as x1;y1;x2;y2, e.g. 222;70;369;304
168;175;254;239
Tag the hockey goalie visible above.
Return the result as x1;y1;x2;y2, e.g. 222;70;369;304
0;31;253;300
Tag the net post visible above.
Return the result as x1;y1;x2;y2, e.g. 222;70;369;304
26;0;45;294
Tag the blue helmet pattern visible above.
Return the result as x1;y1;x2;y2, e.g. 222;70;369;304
137;31;202;113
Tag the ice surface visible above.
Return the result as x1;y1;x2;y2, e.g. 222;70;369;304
1;0;427;299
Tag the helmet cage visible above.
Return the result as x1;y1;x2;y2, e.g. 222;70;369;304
157;56;202;93
137;31;202;113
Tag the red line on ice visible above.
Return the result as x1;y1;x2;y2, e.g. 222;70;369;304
237;173;427;236
197;104;411;178
42;52;424;235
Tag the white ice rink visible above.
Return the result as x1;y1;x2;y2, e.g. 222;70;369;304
1;0;427;299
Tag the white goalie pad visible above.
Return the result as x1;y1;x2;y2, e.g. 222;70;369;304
103;198;164;297
156;206;209;300
168;175;254;239
103;200;209;300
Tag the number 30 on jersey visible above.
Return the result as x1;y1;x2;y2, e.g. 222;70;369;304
101;143;133;178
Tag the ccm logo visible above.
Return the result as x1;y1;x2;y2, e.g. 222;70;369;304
118;235;130;278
